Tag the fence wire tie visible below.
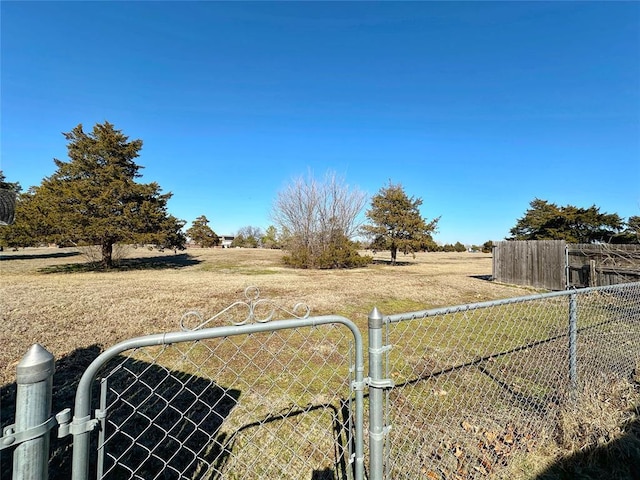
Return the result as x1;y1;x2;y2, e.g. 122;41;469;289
352;379;367;391
368;378;395;389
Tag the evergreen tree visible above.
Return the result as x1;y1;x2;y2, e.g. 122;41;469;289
454;241;466;252
0;170;21;193
611;215;640;244
261;225;280;249
186;215;219;247
509;199;623;243
0;188;42;248
362;182;440;264
28;122;185;267
626;216;640;243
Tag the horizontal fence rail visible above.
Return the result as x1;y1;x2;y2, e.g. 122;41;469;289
568;244;640;288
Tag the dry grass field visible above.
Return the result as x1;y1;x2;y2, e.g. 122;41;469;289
0;246;532;385
3;246;638;479
0;246;535;478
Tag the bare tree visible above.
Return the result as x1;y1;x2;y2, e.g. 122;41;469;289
272;171;369;268
233;225;264;248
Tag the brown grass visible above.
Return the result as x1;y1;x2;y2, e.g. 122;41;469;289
0;246;530;386
509;376;640;479
2;246;639;479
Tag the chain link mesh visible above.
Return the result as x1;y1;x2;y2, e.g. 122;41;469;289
95;324;356;480
73;283;640;479
383;283;640;479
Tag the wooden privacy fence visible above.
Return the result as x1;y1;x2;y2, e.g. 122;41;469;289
493;240;640;290
492;240;566;290
568;244;640;288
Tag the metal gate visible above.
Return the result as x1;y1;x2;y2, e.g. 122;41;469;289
2;288;364;480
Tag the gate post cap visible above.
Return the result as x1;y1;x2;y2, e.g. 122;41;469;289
16;344;54;384
368;307;383;328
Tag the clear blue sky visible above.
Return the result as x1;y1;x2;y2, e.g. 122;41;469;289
2;2;639;245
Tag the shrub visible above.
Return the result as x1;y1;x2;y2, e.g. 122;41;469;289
283;233;372;269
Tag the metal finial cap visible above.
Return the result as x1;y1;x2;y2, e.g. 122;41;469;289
16;344;54;384
368;306;384;328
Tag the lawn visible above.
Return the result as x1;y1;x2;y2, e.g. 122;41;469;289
0;246;529;386
3;246;637;479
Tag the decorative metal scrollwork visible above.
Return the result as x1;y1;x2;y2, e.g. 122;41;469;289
180;286;311;331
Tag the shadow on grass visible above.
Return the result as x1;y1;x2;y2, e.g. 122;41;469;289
469;274;493;281
1;345;103;480
38;253;201;274
1;344;240;480
0;251;81;261
389;318;640;478
215;398;353;480
535;414;640;480
1;340;354;480
371;259;412;266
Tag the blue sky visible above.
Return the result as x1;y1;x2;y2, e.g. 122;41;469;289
2;2;639;245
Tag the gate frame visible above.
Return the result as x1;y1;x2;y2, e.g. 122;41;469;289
69;315;365;480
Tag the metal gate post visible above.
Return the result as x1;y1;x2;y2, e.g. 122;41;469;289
12;344;55;480
368;307;385;480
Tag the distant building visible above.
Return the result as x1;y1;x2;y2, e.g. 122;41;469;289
219;235;235;248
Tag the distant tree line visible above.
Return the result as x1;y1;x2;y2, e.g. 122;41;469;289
184;220;279;249
3;121;636;270
0;121;452;269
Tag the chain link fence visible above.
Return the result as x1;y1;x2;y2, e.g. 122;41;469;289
380;282;640;479
3;283;640;480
